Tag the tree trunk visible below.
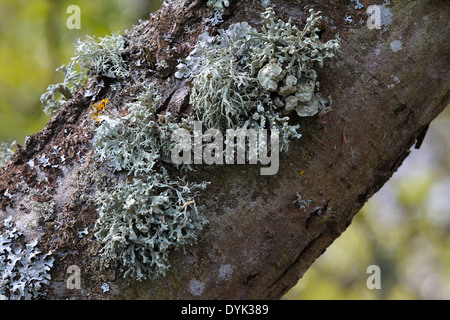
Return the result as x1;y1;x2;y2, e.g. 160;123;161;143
0;0;448;299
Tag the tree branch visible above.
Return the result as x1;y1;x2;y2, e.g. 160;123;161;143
0;0;448;299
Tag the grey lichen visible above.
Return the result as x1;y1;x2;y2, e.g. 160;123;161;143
94;178;208;280
94;85;208;280
294;192;312;210
41;33;129;116
206;0;230;25
176;7;340;150
95;85;178;176
73;32;129;79
0;217;54;300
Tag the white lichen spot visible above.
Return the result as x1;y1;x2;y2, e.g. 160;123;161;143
38;155;51;168
27;159;35;169
3;189;12;199
78;227;89;238
390;40;403;52
100;283;110;293
294;192;313;209
189;279;205;296
351;0;364;10
387;75;400;89
51;146;61;155
219;264;233;280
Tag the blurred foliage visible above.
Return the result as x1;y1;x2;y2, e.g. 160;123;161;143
0;0;448;300
285;108;450;300
0;0;162;145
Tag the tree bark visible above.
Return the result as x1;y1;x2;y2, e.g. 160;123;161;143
0;0;448;299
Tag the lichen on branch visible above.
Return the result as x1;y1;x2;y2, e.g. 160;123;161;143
176;7;340;151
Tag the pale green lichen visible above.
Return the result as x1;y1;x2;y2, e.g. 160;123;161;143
41;33;129;116
95;85;178;176
73;33;129;78
94;178;208;280
0;217;54;300
177;7;340;151
41;62;84;115
94;85;208;280
40;62;85;116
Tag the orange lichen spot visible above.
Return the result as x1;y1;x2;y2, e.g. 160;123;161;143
181;200;195;209
91;98;109;122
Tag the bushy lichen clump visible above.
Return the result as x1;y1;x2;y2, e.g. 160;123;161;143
95;178;208;280
0;217;54;300
94;85;208;280
73;33;128;79
95;87;176;176
41;33;128;115
176;7;340;150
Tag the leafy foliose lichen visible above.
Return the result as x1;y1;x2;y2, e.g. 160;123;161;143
41;33;129;115
176;7;340;151
73;33;129;79
94;85;208;280
94;177;208;280
95;85;190;175
0;217;54;300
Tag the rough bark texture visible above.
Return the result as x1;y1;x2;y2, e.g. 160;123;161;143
0;0;448;299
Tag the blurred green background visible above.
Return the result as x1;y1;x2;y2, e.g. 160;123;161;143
0;0;162;144
0;0;448;300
